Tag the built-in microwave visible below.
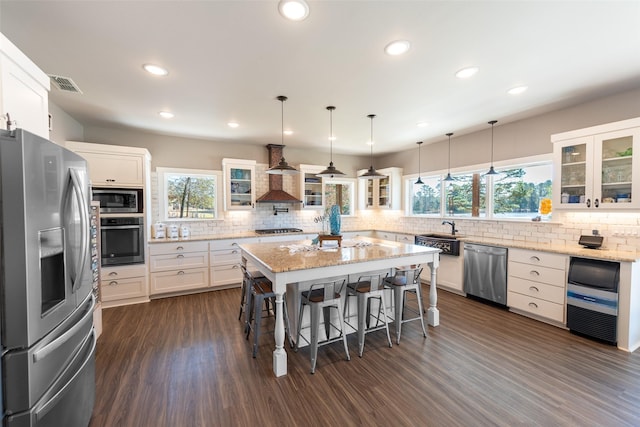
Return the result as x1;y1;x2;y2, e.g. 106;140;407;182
92;188;143;213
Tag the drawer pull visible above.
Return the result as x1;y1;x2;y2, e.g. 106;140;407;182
108;271;118;276
529;270;540;276
232;249;239;254
530;256;540;262
528;302;538;309
529;286;539;292
177;254;184;258
232;242;238;246
176;246;184;251
109;281;118;286
232;264;239;269
177;270;185;275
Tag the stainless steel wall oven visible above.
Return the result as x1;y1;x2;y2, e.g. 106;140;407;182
100;216;145;266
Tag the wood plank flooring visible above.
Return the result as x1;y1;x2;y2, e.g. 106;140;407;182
89;286;640;427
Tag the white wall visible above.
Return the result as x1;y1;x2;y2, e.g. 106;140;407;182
48;101;83;144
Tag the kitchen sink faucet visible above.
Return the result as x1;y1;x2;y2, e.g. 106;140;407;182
442;220;458;236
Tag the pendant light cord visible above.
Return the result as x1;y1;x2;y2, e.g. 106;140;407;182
369;114;376;167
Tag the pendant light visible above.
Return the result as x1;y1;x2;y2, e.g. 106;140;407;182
415;141;424;185
266;95;299;175
485;120;498;175
317;106;345;178
359;114;385;179
444;132;454;181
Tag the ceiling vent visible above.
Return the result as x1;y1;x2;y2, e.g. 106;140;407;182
48;74;83;93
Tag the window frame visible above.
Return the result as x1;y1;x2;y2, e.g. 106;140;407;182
157;167;222;221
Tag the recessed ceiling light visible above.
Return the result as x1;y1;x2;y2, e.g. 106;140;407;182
507;85;528;95
417;121;429;128
159;111;174;119
455;66;479;79
227;122;239;128
143;64;168;76
283;130;293;135
278;0;309;21
385;40;411;56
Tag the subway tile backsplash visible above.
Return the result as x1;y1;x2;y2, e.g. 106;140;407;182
149;170;640;252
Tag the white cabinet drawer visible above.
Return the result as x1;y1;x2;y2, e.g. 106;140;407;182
509;248;567;270
148;241;209;256
210;248;242;266
149;252;208;272
101;264;146;281
507;291;565;323
395;234;415;244
101;275;147;301
210;238;257;250
150;267;209;294
509;261;566;287
508;276;565;304
211;264;242;287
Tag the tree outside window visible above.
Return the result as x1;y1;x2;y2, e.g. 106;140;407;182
158;168;219;220
493;165;552;218
444;172;486;217
325;180;355;215
411;176;441;215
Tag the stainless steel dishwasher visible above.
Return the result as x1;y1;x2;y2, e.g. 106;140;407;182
463;243;508;305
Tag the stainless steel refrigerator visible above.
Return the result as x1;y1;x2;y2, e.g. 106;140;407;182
1;129;95;427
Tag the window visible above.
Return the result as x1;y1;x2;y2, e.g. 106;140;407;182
157;168;220;220
444;171;487;217
410;176;441;215
324;179;356;215
492;163;552;219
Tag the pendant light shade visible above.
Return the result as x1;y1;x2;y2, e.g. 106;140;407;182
444;132;454;181
415;141;424;185
359;114;385;179
266;95;299;175
317;106;346;178
485;120;498;176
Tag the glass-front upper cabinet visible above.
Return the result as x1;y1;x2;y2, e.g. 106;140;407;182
298;164;325;210
552;118;640;210
222;158;256;210
357;167;403;210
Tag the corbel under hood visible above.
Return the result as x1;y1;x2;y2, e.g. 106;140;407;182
255;144;302;204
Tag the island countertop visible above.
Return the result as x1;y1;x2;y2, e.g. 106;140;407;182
237;237;439;274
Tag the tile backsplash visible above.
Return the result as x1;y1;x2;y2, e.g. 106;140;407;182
150;168;640;252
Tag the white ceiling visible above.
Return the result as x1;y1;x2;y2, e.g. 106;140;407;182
1;0;640;155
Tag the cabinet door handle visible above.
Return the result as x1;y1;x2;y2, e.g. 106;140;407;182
177;270;185;275
529;286;539;292
109;281;118;286
528;302;538;309
108;271;118;276
530;256;540;262
530;270;540;276
177;254;184;258
586;198;591;208
594;198;599;208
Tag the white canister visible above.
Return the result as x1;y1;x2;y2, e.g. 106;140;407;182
168;224;179;239
152;223;166;239
180;226;190;238
561;192;569;203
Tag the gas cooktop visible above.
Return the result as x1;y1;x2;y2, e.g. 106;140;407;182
254;228;303;235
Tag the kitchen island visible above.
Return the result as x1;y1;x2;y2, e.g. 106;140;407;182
239;237;441;377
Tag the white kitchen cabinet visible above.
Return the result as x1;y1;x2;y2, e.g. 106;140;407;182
357;167;402;210
65;141;150;188
100;264;149;308
507;248;568;324
149;241;209;295
222;158;256;210
299;164;325;210
0;34;50;139
552;117;640;210
395;233;415;244
210;238;259;288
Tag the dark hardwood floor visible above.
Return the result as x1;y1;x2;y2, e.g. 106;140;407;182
89;285;640;427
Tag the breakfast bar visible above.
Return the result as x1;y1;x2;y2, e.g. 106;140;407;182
239;237;441;377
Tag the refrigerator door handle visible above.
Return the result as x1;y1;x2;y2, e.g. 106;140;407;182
69;167;90;292
32;294;95;363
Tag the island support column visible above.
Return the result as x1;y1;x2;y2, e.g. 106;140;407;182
428;260;440;326
273;290;288;377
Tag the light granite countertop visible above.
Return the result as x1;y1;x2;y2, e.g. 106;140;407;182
147;229;639;262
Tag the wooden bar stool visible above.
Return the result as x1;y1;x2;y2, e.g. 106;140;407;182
383;265;427;344
343;273;392;357
295;279;350;374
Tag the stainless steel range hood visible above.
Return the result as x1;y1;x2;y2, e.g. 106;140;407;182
256;144;302;204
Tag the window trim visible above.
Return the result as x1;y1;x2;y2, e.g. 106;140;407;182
157;167;222;221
